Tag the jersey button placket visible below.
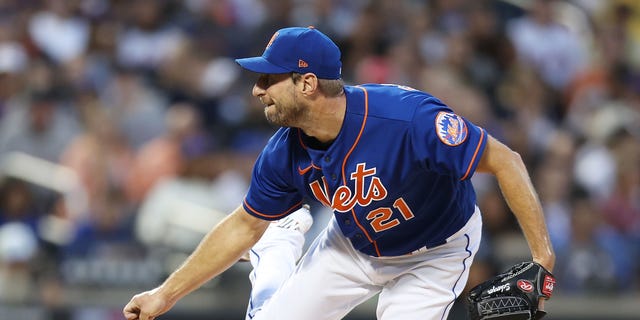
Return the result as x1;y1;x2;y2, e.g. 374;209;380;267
324;156;337;180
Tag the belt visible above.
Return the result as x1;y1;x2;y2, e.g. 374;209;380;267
374;239;447;260
407;239;447;256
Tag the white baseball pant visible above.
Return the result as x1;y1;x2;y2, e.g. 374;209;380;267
246;207;482;320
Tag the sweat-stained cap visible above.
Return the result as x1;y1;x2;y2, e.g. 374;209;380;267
235;26;342;79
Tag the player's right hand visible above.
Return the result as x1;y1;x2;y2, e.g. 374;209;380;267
123;287;175;320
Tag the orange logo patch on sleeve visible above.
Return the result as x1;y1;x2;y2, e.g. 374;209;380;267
435;111;468;146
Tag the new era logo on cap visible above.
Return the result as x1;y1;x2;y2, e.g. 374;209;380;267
235;26;342;79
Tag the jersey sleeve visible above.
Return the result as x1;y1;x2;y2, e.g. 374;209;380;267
411;97;487;180
243;131;304;220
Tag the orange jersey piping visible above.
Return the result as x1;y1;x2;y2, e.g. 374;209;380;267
345;87;381;256
243;198;303;219
460;128;485;181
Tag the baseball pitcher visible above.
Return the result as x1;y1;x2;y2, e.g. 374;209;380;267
124;26;555;320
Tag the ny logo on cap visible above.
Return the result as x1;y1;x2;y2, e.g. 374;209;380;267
266;31;279;49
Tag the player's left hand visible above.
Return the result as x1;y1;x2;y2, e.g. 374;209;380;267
467;261;555;320
123;287;175;320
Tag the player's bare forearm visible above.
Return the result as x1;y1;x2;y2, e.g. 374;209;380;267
124;206;269;320
476;135;555;271
157;206;269;302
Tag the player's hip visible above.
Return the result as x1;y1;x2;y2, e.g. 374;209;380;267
368;206;482;260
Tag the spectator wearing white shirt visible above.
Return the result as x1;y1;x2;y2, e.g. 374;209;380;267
506;0;588;90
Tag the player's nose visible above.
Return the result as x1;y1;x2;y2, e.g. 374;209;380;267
252;74;268;98
252;83;264;98
251;82;267;98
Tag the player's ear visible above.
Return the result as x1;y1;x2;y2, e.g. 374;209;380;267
299;73;319;96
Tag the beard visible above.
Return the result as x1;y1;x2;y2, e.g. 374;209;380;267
263;94;306;127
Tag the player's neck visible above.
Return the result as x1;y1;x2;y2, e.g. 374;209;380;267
299;94;346;144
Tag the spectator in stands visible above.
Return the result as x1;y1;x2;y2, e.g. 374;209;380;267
506;0;588;91
0;88;79;163
125;102;212;204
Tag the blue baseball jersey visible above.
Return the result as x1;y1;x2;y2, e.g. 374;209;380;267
243;84;487;257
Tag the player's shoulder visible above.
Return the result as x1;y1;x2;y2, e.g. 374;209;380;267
254;127;300;178
353;83;432;100
251;127;299;183
348;84;448;121
263;127;297;153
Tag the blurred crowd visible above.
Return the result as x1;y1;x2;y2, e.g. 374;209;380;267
0;0;639;314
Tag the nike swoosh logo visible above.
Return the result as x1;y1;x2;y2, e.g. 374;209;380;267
298;165;313;175
298;163;322;175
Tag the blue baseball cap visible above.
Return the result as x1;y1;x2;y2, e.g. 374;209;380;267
235;26;342;79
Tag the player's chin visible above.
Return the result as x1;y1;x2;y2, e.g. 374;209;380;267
263;106;273;117
265;104;278;114
264;109;282;125
266;114;295;127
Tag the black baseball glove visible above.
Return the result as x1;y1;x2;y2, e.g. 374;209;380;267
467;261;556;320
